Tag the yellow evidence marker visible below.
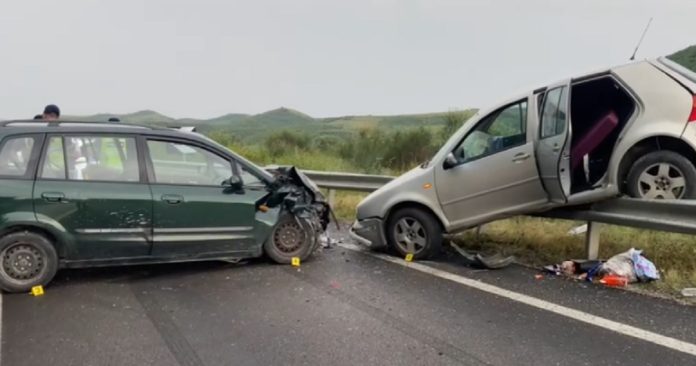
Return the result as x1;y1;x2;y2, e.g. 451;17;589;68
30;285;45;296
405;253;414;262
291;257;301;267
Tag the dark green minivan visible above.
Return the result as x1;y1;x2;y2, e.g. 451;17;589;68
0;120;329;292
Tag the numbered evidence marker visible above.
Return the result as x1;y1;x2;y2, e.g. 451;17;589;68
291;257;301;267
405;253;414;262
31;285;45;296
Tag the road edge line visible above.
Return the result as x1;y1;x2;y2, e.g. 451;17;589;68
339;243;696;358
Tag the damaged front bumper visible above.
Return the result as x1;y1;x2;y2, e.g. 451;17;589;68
350;218;387;250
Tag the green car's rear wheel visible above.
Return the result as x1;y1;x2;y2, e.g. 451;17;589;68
0;231;58;293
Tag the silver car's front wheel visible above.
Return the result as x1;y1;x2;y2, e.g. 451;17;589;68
393;217;428;254
387;207;442;260
626;151;696;200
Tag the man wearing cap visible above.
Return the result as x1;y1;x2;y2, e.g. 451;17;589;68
43;104;60;120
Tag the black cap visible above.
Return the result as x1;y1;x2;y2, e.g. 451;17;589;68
33;114;43;120
43;104;60;117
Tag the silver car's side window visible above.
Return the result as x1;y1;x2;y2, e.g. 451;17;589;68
540;86;568;139
453;100;527;163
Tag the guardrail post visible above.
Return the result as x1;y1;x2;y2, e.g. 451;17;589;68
585;221;600;260
328;189;336;208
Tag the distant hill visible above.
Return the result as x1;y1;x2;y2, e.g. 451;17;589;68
667;44;696;72
59;107;477;143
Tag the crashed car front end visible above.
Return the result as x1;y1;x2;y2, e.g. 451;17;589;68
258;166;331;260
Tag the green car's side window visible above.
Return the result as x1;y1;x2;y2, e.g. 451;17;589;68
40;137;66;179
147;140;232;186
0;136;35;177
40;136;140;182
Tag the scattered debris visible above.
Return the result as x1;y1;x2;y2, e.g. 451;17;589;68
681;288;696;297
567;224;588;236
534;274;544;280
449;241;515;269
600;274;628;287
544;248;659;286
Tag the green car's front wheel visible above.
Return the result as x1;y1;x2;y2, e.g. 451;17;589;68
264;215;317;264
0;231;58;293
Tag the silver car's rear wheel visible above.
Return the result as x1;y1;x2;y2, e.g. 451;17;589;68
635;162;685;199
626;150;696;200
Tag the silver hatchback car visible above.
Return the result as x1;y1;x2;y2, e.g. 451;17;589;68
352;57;696;259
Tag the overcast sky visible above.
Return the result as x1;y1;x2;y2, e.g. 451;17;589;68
1;0;695;119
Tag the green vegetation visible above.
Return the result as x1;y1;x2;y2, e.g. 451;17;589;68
668;44;696;73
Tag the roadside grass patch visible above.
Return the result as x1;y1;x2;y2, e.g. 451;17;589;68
453;217;696;295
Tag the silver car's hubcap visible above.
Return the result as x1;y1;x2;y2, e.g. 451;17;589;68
2;244;44;281
637;162;686;199
393;217;427;254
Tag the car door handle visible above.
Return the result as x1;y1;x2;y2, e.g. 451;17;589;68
512;153;531;162
161;194;183;204
41;192;66;203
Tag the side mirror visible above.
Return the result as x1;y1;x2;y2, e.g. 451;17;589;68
443;152;458;169
223;175;244;193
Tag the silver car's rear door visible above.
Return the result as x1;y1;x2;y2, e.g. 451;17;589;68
535;80;572;203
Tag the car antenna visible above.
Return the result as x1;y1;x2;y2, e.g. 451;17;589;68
629;17;653;61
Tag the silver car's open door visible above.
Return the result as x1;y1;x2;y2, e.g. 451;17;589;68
536;80;571;203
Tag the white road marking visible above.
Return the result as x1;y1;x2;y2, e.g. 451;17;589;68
339;243;696;358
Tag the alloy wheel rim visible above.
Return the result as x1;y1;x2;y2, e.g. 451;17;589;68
637;162;686;199
393;217;428;254
2;243;45;281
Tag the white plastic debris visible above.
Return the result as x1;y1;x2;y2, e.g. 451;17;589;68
567;224;588;236
681;288;696;297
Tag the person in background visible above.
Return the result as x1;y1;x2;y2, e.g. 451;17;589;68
42;104;60;120
33;114;43;120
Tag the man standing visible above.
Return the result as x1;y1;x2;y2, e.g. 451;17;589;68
42;104;60;120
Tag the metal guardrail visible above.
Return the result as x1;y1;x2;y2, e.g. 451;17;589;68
300;170;394;192
295;169;696;259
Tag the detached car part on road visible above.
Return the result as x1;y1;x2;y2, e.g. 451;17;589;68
0;121;329;292
353;57;696;259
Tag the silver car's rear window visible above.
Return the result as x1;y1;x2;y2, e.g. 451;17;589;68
661;56;696;84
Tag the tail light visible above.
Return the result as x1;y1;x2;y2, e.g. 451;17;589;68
690;95;696;123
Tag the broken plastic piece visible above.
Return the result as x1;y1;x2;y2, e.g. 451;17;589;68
600;274;628;287
449;241;514;269
681;288;696;297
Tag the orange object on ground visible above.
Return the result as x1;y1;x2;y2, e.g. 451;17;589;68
600;275;628;287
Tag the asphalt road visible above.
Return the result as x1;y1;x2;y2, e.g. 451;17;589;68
2;229;696;366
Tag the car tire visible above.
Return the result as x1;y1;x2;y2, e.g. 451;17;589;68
386;207;442;260
0;231;59;293
264;215;317;264
626;150;696;199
